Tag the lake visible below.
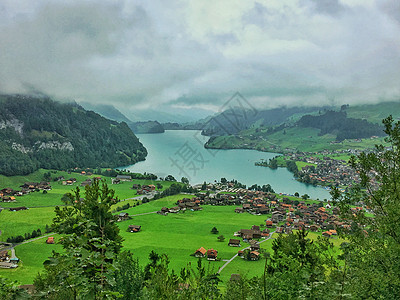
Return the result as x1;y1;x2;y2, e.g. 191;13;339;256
124;130;331;200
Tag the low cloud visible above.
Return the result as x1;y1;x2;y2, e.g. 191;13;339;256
0;0;399;115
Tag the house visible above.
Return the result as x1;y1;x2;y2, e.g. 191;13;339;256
111;178;121;184
261;228;270;237
250;242;260;251
0;251;9;262
46;237;54;244
9;207;28;212
249;251;260;261
169;206;180;213
81;179;92;187
128;225;141;233
117;212;130;222
228;239;241;247
265;220;273;228
194;247;207;258
275;227;284;234
116;175;132;181
207;249;218;260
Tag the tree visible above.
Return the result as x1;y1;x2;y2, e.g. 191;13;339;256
156;183;163;190
217;235;225;242
211;227;219;234
331;115;400;298
181;177;189;185
301;194;309;200
34;179;123;298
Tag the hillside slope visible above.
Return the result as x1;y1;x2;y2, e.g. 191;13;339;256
0;95;147;175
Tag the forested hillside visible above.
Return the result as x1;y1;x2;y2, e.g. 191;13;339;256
297;110;383;141
0;95;147;175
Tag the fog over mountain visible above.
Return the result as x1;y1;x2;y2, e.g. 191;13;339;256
0;0;399;117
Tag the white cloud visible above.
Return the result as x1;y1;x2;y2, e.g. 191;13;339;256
0;0;399;114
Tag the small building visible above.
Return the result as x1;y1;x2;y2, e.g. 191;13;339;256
194;247;207;258
249;251;260;261
250;242;260;251
116;175;132;181
0;250;10;262
128;225;141;233
46;237;54;244
207;249;218;260
117;212;130;222
228;239;241;247
9;206;28;212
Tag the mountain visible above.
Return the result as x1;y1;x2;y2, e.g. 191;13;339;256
79;102;132;123
129;121;165;134
297;110;383;141
0;95;147;176
200;106;329;136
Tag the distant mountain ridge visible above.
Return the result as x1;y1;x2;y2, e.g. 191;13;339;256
0;95;147;176
79;102;165;133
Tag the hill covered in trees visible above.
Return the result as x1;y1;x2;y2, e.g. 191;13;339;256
0;95;147;176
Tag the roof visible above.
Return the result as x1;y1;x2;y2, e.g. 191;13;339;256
196;247;207;255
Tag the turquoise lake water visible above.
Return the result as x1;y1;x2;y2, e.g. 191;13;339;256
124;130;331;200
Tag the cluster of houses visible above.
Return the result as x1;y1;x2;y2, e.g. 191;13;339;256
0;182;51;202
157;197;203;215
283;150;379;189
136;184;156;195
193;247;218;261
55;177;77;186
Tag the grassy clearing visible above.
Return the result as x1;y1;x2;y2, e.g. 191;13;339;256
0;235;63;284
0;207;55;240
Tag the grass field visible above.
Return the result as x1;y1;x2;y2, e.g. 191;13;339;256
0;235;63;284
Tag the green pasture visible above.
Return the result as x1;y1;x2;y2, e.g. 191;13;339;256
0;235;63;284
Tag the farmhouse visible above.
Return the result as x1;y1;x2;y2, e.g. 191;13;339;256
207;249;218;261
128;225;141;233
194;247;207;258
0;250;10;262
228;239;241;247
117;212;130;222
249;251;260;261
116;175;132;181
9;206;28;212
46;237;54;244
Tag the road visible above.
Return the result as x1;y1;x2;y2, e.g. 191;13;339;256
218;231;275;274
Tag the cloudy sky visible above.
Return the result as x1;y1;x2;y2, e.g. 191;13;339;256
0;0;399;117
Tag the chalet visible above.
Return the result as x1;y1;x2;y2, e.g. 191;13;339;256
275;227;284;234
0;251;9;262
249;251;260;261
207;249;218;260
228;239;241;247
250;242;260;251
194;247;207;258
239;228;262;240
261;228;270;237
117;212;130;222
265;220;273;228
169;206;180;213
128;225;141;233
235;207;244;213
9;207;28;212
1;196;16;202
46;237;54;244
116;175;132;181
310;225;320;232
157;207;169;215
